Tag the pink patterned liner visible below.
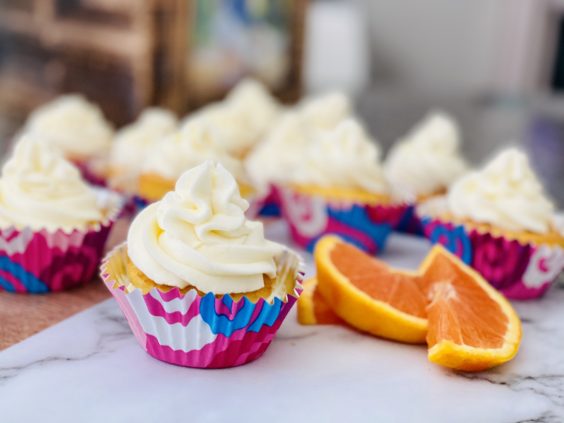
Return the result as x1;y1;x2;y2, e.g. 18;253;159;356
101;244;303;368
420;215;564;300
277;185;407;254
0;190;122;294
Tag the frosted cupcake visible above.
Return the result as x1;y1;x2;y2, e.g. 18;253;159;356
0;135;120;293
245;91;353;217
183;79;281;159
137;119;250;204
101;161;302;368
277;118;407;254
108;108;177;194
384;112;468;235
23;94;114;185
418;148;564;299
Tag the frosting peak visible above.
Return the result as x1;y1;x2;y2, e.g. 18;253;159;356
0;135;104;230
448;148;555;233
142;120;245;183
290;119;388;194
384;112;467;201
110;108;177;189
299;92;352;130
128;161;284;294
25;94;113;159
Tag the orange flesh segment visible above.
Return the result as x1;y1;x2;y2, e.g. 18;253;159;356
329;243;427;319
421;252;508;350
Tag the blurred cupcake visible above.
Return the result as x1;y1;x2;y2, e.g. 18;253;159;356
418;148;564;299
384;112;468;235
183;79;281;159
108;108;177;195
245;91;353;217
101;161;302;368
0;135;120;293
278;119;406;254
23;94;114;185
137;119;251;204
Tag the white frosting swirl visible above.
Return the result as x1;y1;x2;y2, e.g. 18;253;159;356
0;135;104;231
225;78;281;137
184;79;280;156
290;119;388;194
109;108;177;189
448;148;555;234
142;120;246;183
384;112;467;201
245;112;309;191
25;94;114;159
127;161;284;294
299;91;352;130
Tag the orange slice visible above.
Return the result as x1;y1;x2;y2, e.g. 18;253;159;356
314;236;428;343
297;278;343;325
419;245;522;371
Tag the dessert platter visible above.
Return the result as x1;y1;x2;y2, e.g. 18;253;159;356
0;80;563;421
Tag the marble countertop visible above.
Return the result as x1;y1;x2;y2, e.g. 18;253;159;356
1;221;564;422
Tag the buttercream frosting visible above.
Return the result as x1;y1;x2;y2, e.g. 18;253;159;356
25;94;114;159
385;112;467;201
0;135;104;231
448;148;555;234
142;120;246;184
127;161;284;294
290;119;388;194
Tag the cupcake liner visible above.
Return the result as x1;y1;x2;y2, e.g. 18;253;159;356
421;216;564;300
278;185;407;254
395;205;424;236
101;244;303;368
0;190;122;294
72;158;107;187
258;185;282;217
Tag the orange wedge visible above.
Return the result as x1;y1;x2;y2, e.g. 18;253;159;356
314;236;428;343
297;278;343;325
419;245;522;372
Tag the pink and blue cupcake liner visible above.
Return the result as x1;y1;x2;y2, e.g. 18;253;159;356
278;185;407;254
421;216;564;300
101;245;303;368
0;191;121;293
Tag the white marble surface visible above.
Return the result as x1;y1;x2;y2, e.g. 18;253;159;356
1;221;564;422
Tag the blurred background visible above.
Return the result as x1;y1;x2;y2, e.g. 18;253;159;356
0;0;563;205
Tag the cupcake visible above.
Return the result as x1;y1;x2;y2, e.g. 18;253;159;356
0;135;120;293
101;161;302;368
277;118;407;254
183;78;281;159
108;108;177;195
418;148;564;299
137;119;251;205
23;94;114;185
245;91;353;217
384;112;468;235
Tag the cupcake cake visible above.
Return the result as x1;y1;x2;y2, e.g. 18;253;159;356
137;119;250;204
183;79;281;159
0;135;120;293
245;91;352;217
418;148;564;299
277;118;406;254
23;94;114;185
101;161;302;368
108;108;177;194
384;112;467;235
